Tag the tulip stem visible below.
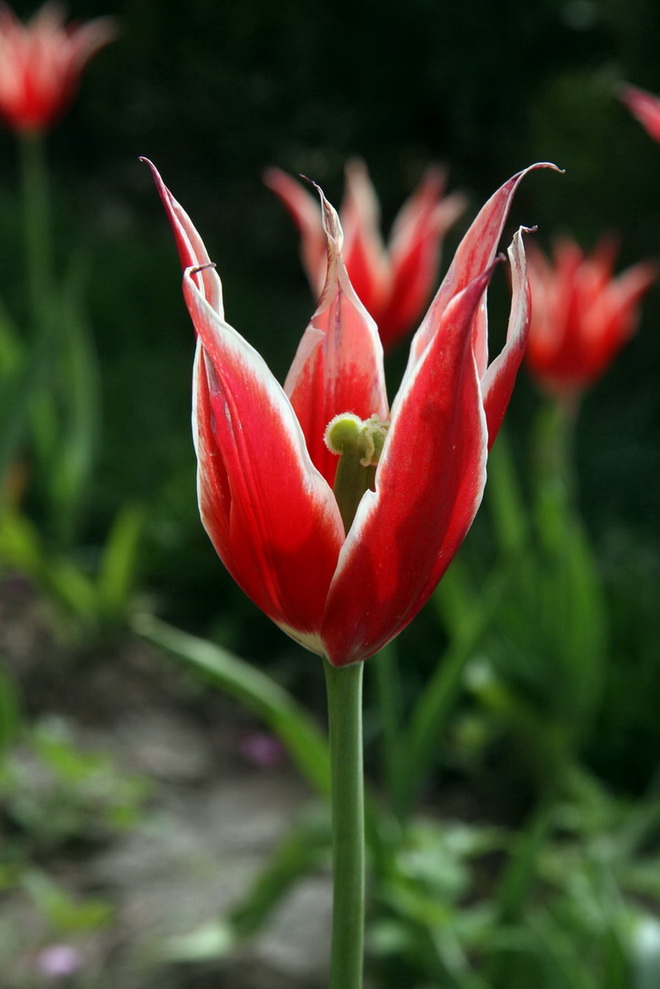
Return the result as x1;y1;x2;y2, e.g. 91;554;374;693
19;132;54;328
324;658;365;989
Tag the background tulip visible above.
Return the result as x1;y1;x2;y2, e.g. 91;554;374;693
619;83;660;143
0;3;115;134
264;160;466;351
526;236;657;402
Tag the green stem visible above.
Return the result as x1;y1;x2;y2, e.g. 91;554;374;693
533;398;578;529
19;132;54;328
324;658;365;989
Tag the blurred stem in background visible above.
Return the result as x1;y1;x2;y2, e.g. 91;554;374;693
20;132;54;327
0;113;142;638
18;128;102;548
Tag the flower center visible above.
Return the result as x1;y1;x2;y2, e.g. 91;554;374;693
324;413;390;533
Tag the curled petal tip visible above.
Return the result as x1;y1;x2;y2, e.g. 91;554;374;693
297;174;343;252
531;161;564;174
188;262;217;277
516;162;564;181
139;156;161;183
319;194;344;254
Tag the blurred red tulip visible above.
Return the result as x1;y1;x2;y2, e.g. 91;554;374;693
0;3;115;134
526;237;657;399
620;83;660;142
146;159;555;667
264;160;466;351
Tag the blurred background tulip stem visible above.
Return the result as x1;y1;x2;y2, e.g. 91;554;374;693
19;132;54;329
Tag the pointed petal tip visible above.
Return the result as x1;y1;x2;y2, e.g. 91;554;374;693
139;156;169;200
528;161;564;173
516;162;565;182
307;180;343;253
262;166;303;198
139;156;157;176
261;164;283;186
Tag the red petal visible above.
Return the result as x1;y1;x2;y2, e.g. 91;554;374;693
382;169;466;350
620;84;660;142
340;160;389;322
263;167;327;293
406;163;559;379
481;228;532;447
284;192;389;486
189;280;345;650
141;158;223;314
321;268;493;666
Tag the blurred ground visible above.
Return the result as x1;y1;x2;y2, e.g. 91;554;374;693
0;577;331;988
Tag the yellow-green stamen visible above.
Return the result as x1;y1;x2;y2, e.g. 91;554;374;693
325;413;390;534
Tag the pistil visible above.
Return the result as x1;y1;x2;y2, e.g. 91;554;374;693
325;413;389;534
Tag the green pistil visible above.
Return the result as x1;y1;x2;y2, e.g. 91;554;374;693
325;413;389;534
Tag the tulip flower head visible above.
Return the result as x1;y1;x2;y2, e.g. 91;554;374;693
145;159;555;668
264;160;466;351
619;83;660;142
526;236;657;401
0;3;115;134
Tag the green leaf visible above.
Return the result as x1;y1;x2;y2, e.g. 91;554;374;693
47;268;100;544
230;806;331;937
0;664;21;756
133;615;330;797
95;502;144;625
0;325;48;489
397;564;512;815
158;920;236;963
0;509;97;622
21;869;114;933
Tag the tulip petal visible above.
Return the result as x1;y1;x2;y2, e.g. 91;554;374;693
263;167;327;293
620;83;660;142
382;168;466;350
141;158;224;315
284;191;389;487
321;268;493;666
340;159;390;322
526;234;657;396
188;275;345;651
405;163;559;382
481;228;532;447
582;260;658;377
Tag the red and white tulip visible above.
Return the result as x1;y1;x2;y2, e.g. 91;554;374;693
146;160;554;667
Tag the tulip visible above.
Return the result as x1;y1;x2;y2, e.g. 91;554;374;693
264;160;466;351
619;83;660;142
526;236;657;401
144;159;554;669
0;3;115;134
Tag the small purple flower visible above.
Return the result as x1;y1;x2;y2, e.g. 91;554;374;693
35;943;83;978
238;731;286;769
